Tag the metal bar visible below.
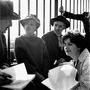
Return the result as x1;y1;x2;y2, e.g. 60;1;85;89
36;0;38;18
36;0;38;36
83;0;84;33
18;0;21;36
88;0;89;12
83;0;84;12
7;27;11;66
73;0;75;29
86;0;87;12
28;0;30;15
65;0;67;32
76;0;78;29
43;0;45;34
80;0;82;32
88;0;90;12
69;0;71;29
61;0;62;6
65;0;67;10
54;0;58;17
49;0;51;31
69;0;71;12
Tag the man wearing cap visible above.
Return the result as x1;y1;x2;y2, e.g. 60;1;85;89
15;14;50;90
0;0;20;88
42;15;71;69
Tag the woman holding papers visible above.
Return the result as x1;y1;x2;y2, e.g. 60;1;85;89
62;31;90;90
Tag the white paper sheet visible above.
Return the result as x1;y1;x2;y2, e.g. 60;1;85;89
42;65;78;90
42;78;54;90
1;63;35;89
2;74;35;90
1;63;28;80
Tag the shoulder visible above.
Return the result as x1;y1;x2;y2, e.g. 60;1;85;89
42;31;54;38
38;37;46;44
15;35;25;41
15;35;26;46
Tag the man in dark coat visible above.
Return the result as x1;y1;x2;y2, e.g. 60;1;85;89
42;15;71;69
0;0;20;89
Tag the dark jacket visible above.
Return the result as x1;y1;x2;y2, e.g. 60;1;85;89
15;35;50;78
42;31;71;69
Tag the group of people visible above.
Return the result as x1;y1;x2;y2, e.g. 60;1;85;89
0;0;90;90
59;6;90;90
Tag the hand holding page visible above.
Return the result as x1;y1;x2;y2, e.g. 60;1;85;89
1;63;35;89
1;63;28;81
42;65;78;90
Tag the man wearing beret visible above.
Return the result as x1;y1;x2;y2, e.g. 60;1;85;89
42;15;71;69
0;0;20;88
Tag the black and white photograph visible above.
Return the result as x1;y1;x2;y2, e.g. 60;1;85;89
0;0;90;90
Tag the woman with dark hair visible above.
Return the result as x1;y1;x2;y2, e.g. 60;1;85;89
63;32;86;53
59;6;90;51
62;31;90;90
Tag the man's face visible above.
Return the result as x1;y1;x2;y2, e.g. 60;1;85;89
0;19;12;33
54;21;65;34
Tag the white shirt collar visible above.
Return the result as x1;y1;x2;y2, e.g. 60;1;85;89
53;30;62;37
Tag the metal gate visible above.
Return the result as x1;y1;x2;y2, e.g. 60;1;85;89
7;0;90;63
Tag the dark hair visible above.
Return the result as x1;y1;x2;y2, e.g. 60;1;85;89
62;32;86;52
